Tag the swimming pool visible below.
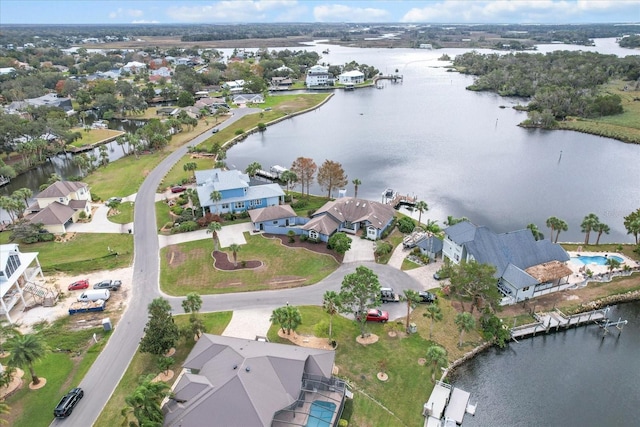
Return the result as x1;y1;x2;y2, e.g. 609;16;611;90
571;255;623;265
305;400;336;427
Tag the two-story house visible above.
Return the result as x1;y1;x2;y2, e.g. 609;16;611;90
338;70;365;85
443;221;572;304
194;168;284;216
305;65;331;87
0;244;46;324
26;181;92;233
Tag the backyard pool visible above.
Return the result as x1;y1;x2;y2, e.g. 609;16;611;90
570;255;624;265
305;400;336;427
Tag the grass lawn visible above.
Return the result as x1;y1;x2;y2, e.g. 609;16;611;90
376;229;404;265
5;318;109;427
21;233;133;274
67;128;124;148
401;257;422;271
156;200;174;231
160;232;339;295
95;311;232;427
267;302;483;426
108;201;134;224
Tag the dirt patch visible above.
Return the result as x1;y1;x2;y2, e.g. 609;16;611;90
212;251;262;271
166;248;189;267
277;330;334;350
263;234;343;263
356;333;379;345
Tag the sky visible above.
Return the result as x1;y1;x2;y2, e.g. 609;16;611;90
1;0;639;25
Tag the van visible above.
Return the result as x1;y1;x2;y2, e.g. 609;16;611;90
77;289;110;302
380;287;399;303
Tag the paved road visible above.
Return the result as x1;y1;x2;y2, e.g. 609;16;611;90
53;109;260;427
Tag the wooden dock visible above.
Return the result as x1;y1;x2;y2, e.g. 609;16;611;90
510;307;610;340
388;193;417;209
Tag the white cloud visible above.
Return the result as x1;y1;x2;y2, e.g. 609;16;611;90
401;0;640;23
109;8;145;20
166;0;299;22
314;4;390;22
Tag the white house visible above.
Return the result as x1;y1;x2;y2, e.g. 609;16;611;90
305;65;331;87
0;244;46;324
121;61;147;73
338;70;365;85
223;80;245;94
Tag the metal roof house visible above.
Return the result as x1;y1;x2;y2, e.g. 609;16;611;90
163;334;347;427
443;221;572;304
195;168;284;216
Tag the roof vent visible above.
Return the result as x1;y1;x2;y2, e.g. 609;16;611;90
233;365;238;370
245;366;251;372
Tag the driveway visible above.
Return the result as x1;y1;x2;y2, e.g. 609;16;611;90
66;203;133;234
158;223;252;249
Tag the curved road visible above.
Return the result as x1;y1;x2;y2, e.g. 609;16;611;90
54;108;421;426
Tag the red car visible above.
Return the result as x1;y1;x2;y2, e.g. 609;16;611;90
357;309;389;323
68;279;89;291
171;186;186;193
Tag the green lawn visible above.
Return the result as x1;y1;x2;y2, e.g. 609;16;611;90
155;200;173;231
95;311;232;427
67;128;124;147
160;232;339;295
108;201;134;224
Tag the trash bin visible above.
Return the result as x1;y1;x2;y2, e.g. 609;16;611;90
408;322;417;334
102;318;112;331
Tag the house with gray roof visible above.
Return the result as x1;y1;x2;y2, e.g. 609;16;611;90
248;205;299;233
302;197;395;242
25;181;91;233
163;334;347;427
443;221;572;304
195;168;284;216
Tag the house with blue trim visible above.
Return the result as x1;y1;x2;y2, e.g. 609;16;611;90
195;168;285;216
443;221;572;304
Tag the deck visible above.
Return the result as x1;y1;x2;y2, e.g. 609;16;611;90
511;307;609;340
423;381;475;426
444;388;470;424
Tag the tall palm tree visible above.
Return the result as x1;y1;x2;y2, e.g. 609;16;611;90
581;213;600;245
206;221;222;252
352;178;361;199
594;222;610;245
402;289;421;333
625;217;640;245
183;162;198;181
209;190;222;214
554;218;568;243
7;333;47;385
278;305;302;335
323;291;341;343
0;317;20;356
228;243;241;268
423;302;443;339
280;170;298;195
605;257;621;277
546;216;559;241
425;345;448;383
454;312;475;348
527;223;544;241
414;201;429;226
245;161;262;177
122;374;171;427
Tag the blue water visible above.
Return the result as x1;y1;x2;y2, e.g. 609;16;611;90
571;255;623;265
306;400;336;427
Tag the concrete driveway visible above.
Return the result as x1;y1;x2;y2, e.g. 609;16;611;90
343;236;375;263
66;203;133;234
158;222;252;249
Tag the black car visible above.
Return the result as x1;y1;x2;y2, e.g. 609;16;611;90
93;279;122;291
54;387;83;418
418;291;437;303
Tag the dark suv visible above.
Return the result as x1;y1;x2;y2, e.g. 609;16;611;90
94;279;122;291
54;387;83;418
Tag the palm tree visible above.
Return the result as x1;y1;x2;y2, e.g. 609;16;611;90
122;374;171;426
183;162;198;181
281;305;302;335
554;218;568;243
322;291;341;343
209;190;222;214
625;217;640;245
245;161;262;177
444;215;468;226
270;307;287;334
423;302;443;339
228;243;241;268
594;222;610;245
425;345;448;382
206;221;222;252
527;223;544;241
606;257;621;277
402;289;421;333
116;135;128;156
454;312;475;347
414;201;429;226
14;188;32;208
546;216;559;241
352;178;362;199
0;317;20;356
280;170;298;195
581;213;600;245
7;333;47;385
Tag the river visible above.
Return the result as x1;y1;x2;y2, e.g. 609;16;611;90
225;40;640;243
449;301;640;427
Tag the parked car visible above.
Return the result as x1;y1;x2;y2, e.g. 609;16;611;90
356;309;389;323
211;128;219;134
106;197;122;205
54;387;83;418
418;291;438;303
171;186;186;193
93;279;122;291
380;287;400;303
68;279;89;291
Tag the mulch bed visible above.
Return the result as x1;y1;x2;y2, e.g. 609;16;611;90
262;233;343;263
212;251;262;271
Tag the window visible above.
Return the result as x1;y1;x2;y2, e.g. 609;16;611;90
309;230;319;240
59;197;65;203
252;199;262;206
5;253;21;278
221;203;229;209
234;202;245;209
522;286;530;292
273;221;278;225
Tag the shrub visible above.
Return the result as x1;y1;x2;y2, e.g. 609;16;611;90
39;233;55;242
307;209;316;217
223;212;237;221
234;129;244;135
177;197;189;206
196;213;223;227
300;234;308;242
287;230;296;243
374;241;393;256
291;199;308;209
171;206;184;216
179;221;198;232
79;211;87;219
397;216;415;233
314;320;329;338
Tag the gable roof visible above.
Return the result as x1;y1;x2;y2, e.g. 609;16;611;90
312;197;395;231
163;334;335;427
195;169;249;192
248;205;296;223
37;181;88;199
417;236;443;253
444;221;477;244
27;202;75;226
301;214;340;235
